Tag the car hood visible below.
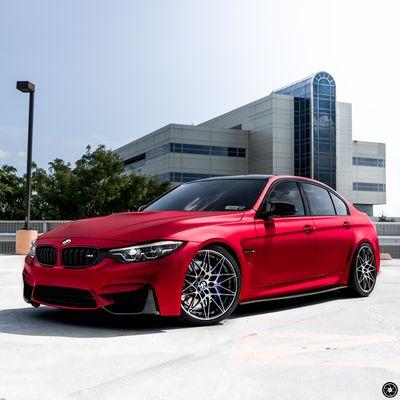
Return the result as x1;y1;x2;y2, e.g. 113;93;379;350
39;211;245;244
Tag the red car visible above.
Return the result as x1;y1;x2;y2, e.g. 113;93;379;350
23;175;379;325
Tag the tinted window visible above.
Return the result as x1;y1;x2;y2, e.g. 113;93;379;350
267;181;305;216
144;179;267;212
302;183;335;216
330;192;348;216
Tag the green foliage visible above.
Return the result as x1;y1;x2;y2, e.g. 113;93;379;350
1;145;170;220
0;165;26;219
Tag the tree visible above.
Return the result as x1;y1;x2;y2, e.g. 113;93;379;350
31;159;79;220
30;145;170;220
0;165;25;219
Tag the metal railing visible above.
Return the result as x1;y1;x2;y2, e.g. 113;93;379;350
0;220;69;234
0;221;69;255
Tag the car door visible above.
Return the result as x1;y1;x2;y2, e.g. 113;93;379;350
301;182;354;278
255;180;317;287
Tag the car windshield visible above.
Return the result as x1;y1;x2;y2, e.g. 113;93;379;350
144;179;267;212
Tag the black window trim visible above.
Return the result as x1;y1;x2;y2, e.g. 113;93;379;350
328;190;350;216
256;178;309;218
256;178;350;218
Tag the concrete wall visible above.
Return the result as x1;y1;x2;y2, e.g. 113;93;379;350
336;102;353;200
352;140;386;205
200;93;293;175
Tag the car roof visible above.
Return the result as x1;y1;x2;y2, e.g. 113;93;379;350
187;174;273;183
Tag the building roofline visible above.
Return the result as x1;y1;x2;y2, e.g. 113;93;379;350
271;71;333;94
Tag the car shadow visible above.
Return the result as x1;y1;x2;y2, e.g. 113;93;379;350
233;288;351;318
0;306;185;338
0;289;351;338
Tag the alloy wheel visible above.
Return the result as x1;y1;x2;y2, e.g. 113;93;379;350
181;249;238;321
355;245;376;293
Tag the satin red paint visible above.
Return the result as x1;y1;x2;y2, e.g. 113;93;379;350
23;175;380;316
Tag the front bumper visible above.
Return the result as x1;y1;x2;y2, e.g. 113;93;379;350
23;241;197;316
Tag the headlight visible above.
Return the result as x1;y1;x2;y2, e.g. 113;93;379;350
109;241;183;263
28;240;37;257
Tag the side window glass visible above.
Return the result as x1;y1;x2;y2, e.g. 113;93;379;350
330;192;348;216
302;183;335;216
267;181;305;216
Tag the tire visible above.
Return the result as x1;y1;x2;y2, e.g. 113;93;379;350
348;243;377;297
180;245;241;326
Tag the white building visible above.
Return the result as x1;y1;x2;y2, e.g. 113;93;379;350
115;72;386;215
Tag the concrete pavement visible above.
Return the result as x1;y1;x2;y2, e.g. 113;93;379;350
1;255;399;400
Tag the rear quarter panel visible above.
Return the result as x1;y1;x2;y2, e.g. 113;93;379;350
350;208;380;273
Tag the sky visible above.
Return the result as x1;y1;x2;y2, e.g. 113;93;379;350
0;0;399;216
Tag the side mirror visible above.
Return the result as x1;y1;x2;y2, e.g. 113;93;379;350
137;205;147;211
260;201;297;219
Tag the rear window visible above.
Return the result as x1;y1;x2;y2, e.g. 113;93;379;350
144;179;267;211
302;183;336;216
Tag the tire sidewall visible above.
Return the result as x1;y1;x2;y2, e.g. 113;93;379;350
350;242;377;297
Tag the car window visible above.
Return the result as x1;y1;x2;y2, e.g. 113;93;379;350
330;192;348;216
144;179;267;211
302;183;335;216
267;181;305;216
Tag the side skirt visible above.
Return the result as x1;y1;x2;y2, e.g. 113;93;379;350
240;286;348;305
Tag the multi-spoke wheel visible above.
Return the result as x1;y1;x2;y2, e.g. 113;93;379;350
181;245;241;325
349;243;377;297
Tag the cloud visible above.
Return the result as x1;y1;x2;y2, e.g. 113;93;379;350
0;149;10;159
17;151;26;157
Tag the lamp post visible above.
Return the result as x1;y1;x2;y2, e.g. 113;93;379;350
15;81;38;255
16;81;35;230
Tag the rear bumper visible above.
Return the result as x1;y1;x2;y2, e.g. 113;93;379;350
23;241;198;316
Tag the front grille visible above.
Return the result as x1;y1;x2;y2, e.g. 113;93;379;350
36;246;57;266
62;247;103;268
33;286;97;308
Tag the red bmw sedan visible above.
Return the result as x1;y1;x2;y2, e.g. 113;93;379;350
23;175;379;325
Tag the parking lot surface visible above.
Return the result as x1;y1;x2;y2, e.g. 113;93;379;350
1;256;400;400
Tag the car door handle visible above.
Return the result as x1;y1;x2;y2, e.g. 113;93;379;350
303;225;314;234
343;221;351;229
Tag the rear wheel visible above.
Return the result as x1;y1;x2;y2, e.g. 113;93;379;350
180;245;241;325
349;243;377;297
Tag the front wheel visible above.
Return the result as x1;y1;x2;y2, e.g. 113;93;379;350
348;243;377;297
180;245;241;326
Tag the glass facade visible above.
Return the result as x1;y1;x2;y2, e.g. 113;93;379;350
274;71;337;189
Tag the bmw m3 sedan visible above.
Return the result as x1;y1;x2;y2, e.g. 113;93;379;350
23;175;380;325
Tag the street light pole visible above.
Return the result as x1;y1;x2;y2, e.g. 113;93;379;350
16;81;36;230
25;90;35;230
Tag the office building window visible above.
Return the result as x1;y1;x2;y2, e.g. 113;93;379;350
353;182;386;192
353;157;385;167
124;143;246;169
160;172;222;183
